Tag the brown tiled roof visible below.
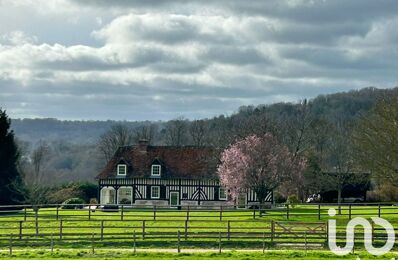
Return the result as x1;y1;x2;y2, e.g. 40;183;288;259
96;144;218;179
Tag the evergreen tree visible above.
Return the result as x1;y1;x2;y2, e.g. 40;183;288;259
0;109;23;205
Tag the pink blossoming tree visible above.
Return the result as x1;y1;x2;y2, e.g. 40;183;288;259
217;134;307;205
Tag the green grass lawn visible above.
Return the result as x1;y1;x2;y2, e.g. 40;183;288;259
0;249;396;259
0;204;396;258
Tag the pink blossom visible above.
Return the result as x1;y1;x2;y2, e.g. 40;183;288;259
217;134;307;203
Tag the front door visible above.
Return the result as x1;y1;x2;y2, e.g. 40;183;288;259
169;192;179;207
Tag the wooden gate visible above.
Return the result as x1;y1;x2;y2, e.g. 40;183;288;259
271;221;327;246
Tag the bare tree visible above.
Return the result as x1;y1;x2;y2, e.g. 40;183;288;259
353;95;398;185
13;140;51;205
98;123;135;161
132;124;158;145
321;123;368;213
165;117;187;146
31;140;49;182
278;100;313;157
189;120;207;146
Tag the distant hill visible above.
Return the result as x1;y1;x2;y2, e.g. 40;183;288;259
11;87;398;145
11;119;154;144
9;86;398;184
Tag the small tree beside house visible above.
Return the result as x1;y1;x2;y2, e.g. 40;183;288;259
217;134;307;211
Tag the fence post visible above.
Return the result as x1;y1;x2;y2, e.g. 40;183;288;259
186;206;190;221
378;203;381;218
262;232;265;253
184;220;188;240
227;220;230;241
177;230;181;253
100;220;104;240
153;206;156;221
253;207;256;219
50;233;54;254
56;206;59;220
121;205;124;221
19;221;23;240
133;230;136;254
220;206;223;221
286;204;289;220
59;220;63;240
9;234;12;256
318;204;321;220
88;205;91;220
372;221;375;243
24;206;27;221
142;220;145;240
305;231;307;254
349;204;352;220
91;233;95;254
218;231;222;254
325;221;328;245
271;220;274;244
35;208;39;236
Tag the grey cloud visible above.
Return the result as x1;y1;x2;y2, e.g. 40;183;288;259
1;0;398;120
202;47;270;65
71;0;398;24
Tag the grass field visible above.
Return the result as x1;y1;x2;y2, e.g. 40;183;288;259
0;249;397;259
0;204;397;259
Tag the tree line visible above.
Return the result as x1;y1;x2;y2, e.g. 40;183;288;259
1;86;397;205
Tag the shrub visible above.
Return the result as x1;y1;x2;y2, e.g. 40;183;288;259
286;195;300;208
367;183;398;202
47;186;83;204
273;192;286;204
61;198;85;209
76;182;98;202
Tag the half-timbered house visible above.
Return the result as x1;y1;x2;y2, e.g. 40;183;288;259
97;140;272;208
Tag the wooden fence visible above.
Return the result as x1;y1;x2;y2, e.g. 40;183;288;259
0;219;395;250
0;202;396;221
0;203;396;250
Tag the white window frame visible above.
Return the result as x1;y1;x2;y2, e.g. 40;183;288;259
117;164;127;176
219;187;227;200
151;165;161;177
151;186;160;199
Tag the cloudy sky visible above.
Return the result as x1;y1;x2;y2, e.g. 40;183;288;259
0;0;398;120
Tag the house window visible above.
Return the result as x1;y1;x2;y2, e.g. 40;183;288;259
219;187;227;200
151;186;160;199
151;165;161;177
117;164;127;176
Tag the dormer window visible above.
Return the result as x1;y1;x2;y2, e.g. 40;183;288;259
151;165;161;177
117;164;127;176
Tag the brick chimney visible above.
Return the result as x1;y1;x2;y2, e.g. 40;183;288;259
138;139;149;152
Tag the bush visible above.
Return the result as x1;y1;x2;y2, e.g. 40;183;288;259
47;186;83;204
367;183;398;202
76;182;98;202
273;192;286;204
286;195;300;208
61;198;85;209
